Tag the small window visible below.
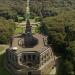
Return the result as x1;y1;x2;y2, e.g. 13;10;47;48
41;57;43;60
28;55;31;60
44;54;46;58
24;55;26;61
32;55;36;60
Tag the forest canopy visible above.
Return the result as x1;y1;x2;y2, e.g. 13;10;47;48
0;0;75;20
41;8;75;75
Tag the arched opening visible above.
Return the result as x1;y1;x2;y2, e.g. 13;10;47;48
28;71;32;75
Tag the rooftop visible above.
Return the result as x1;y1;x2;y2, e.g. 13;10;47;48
11;33;50;54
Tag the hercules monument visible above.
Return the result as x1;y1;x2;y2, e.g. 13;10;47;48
5;0;56;75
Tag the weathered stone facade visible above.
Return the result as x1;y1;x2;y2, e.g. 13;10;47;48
5;43;55;75
5;0;56;75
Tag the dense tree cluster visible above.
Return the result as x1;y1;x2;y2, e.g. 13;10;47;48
0;0;75;20
0;18;16;44
30;0;75;17
0;0;26;21
41;10;75;75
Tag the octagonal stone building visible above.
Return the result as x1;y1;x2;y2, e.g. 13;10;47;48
6;32;55;75
5;0;56;75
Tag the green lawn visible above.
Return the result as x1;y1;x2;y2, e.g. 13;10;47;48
0;46;11;75
14;27;23;34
